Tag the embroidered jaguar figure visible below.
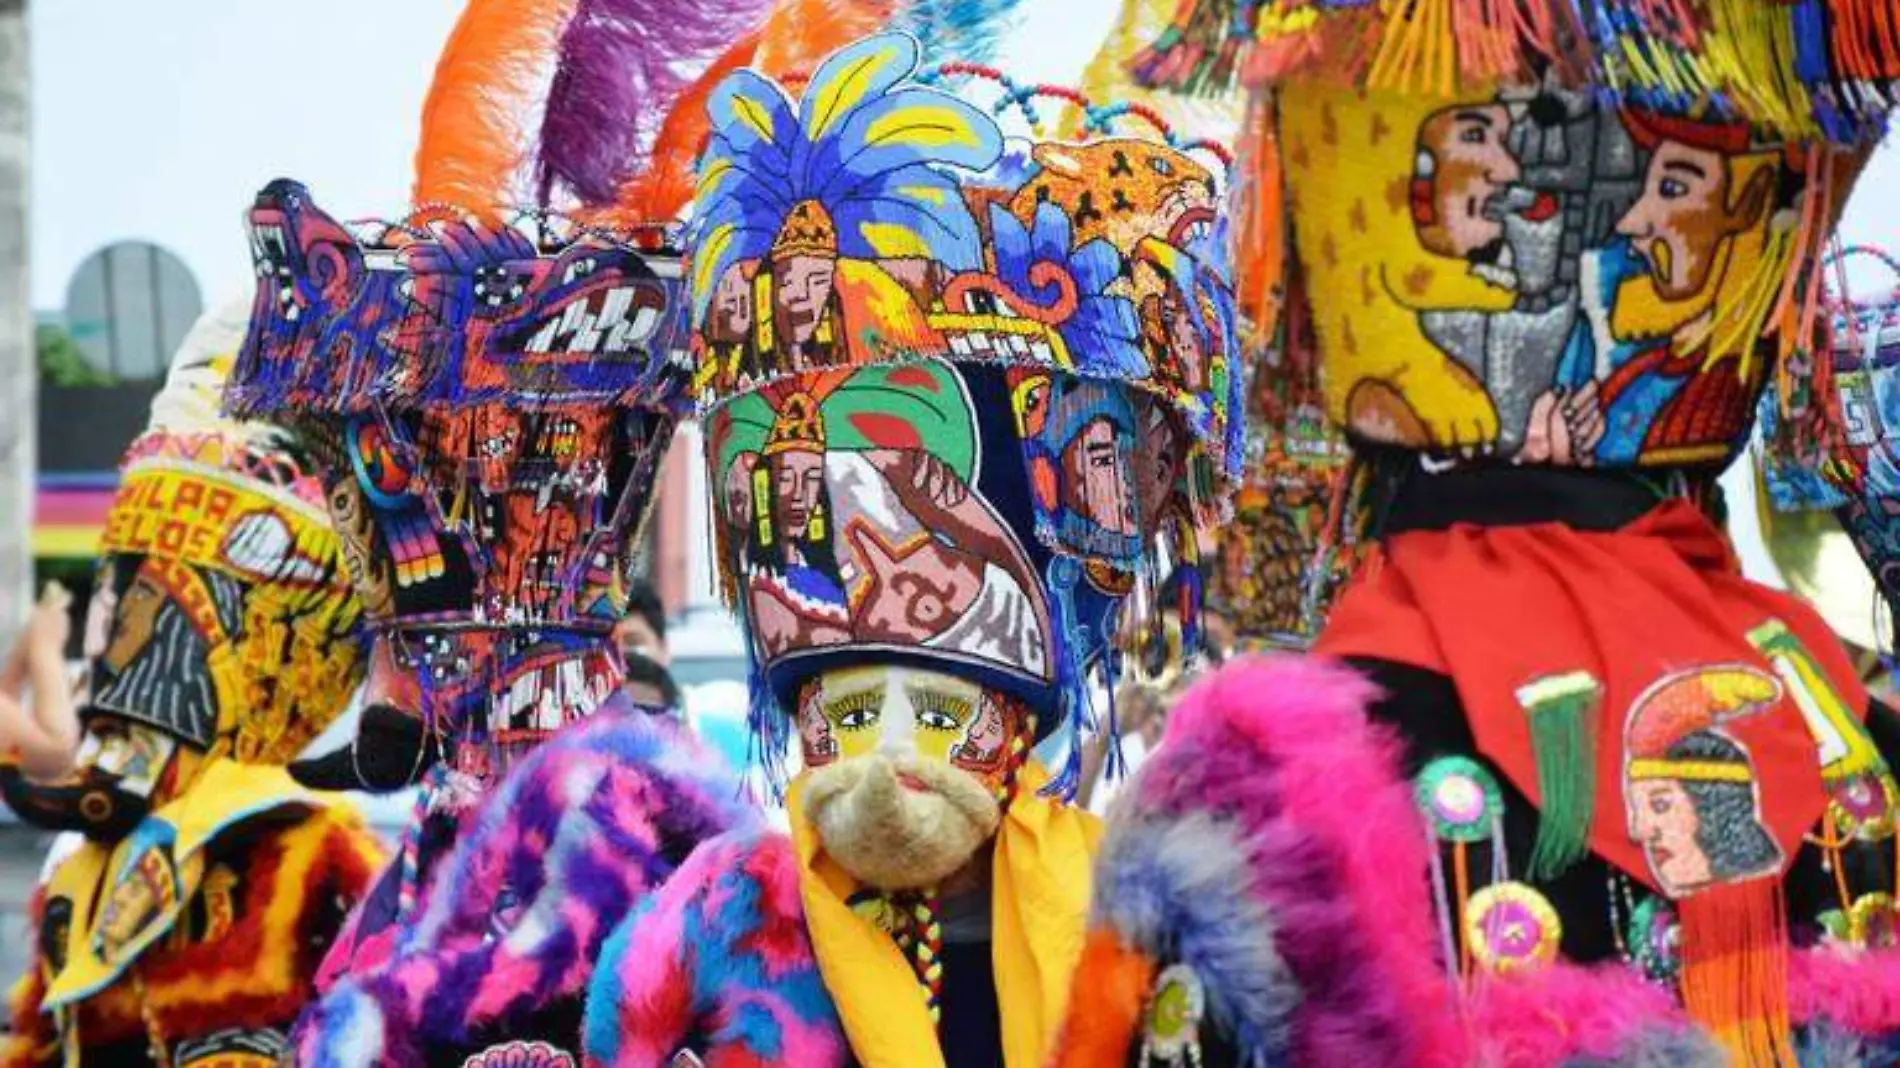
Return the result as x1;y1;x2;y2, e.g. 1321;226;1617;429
1006;139;1217;257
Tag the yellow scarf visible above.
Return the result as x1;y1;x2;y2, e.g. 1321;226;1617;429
40;758;315;1010
787;760;1101;1068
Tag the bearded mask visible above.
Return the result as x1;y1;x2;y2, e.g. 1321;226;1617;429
796;665;1032;889
690;34;1244;791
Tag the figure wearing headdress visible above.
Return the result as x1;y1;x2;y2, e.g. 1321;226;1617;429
581;31;1244;1067
227;0;957;1061
217;2;858;1062
1059;2;1900;1065
0;301;383;1068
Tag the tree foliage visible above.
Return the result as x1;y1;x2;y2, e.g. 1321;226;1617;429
36;323;115;387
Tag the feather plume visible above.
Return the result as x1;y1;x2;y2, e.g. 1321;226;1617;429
596;31;765;226
412;0;580;222
888;0;1029;66
598;0;896;227
535;0;778;209
751;0;899;77
1068;0;1242;142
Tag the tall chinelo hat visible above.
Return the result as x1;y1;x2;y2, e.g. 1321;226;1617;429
223;2;712;781
687;31;1246;792
91;297;364;766
1123;0;1895;475
226;173;690;778
219;0;940;785
1115;0;1897;1061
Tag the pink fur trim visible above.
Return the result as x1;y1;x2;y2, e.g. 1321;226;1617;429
1464;961;1693;1064
1162;654;1468;1066
1791;944;1900;1036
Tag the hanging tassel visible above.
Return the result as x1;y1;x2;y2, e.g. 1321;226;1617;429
1231;91;1286;352
893;891;946;1026
1451;0;1524;85
1130;0;1242;92
1366;0;1458;96
1041;557;1096;801
743;646;791;801
1514;672;1603;881
1837;0;1900;83
1676;882;1797;1068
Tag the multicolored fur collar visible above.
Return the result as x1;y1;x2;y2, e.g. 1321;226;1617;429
3;804;380;1066
293;705;752;1067
584;827;847;1067
1057;656;1900;1067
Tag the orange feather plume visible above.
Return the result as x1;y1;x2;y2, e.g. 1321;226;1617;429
592;29;765;228
750;0;898;75
412;0;581;225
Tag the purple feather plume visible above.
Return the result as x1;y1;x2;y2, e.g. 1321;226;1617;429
535;0;777;209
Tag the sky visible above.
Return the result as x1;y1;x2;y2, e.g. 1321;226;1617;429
27;0;1121;312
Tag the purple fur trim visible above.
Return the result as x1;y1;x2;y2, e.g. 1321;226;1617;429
535;0;775;207
292;701;753;1067
1090;806;1298;1060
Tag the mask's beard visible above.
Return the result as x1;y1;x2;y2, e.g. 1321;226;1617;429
802;754;1002;890
0;763;153;842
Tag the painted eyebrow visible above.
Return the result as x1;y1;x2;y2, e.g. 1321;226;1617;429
905;686;975;716
822;688;883;711
1453;110;1496;126
1662;159;1708;179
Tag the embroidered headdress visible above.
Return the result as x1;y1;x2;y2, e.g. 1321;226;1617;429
1127;0;1896;476
689;31;1244;790
220;0;729;780
94;298;363;764
1113;1;1898;1062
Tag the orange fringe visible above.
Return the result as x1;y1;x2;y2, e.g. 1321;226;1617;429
1677;883;1796;1068
1231;91;1285;351
1831;0;1900;80
411;0;581;225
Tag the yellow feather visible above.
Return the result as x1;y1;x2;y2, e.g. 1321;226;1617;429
731;91;781;145
863;104;987;151
693;224;739;304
